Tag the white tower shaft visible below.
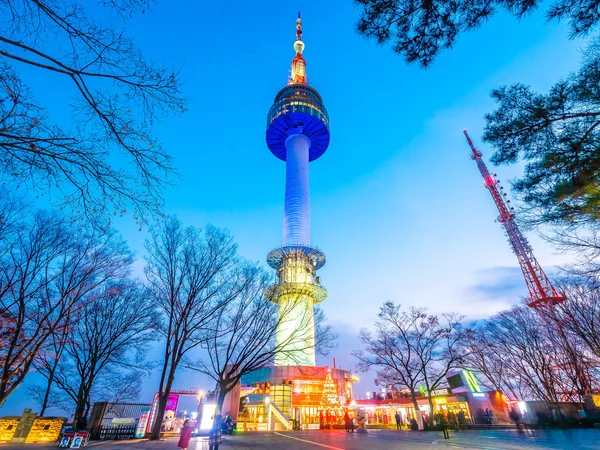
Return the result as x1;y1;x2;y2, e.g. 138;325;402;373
283;134;311;246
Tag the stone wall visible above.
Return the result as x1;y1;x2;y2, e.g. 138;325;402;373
0;417;20;442
0;414;65;443
26;417;65;443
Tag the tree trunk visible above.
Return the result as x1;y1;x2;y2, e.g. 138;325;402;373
151;392;169;440
409;392;424;430
40;375;53;416
151;365;177;441
216;383;228;416
428;397;435;426
40;355;62;416
151;343;179;440
0;377;7;407
73;385;90;429
411;393;419;412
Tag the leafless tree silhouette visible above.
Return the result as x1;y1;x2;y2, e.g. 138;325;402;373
0;0;186;227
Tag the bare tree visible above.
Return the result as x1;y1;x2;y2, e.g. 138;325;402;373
553;277;600;360
0;0;186;226
101;370;145;405
145;217;241;440
31;316;71;415
463;326;521;400
354;302;467;426
0;201;133;406
465;296;600;403
478;306;562;402
183;263;338;413
27;382;71;414
47;281;157;428
543;227;600;278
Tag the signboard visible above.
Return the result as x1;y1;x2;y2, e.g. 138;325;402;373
111;418;135;425
431;388;450;397
10;409;37;444
70;436;83;448
147;393;180;434
135;408;150;438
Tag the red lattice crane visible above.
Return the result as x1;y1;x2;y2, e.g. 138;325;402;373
463;130;565;308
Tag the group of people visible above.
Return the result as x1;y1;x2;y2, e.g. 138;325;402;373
177;414;223;450
394;412;420;431
393;410;469;434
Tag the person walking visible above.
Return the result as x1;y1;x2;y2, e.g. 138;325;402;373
344;411;351;432
395;412;401;430
177;419;193;450
209;414;222;450
457;410;467;431
439;415;450;440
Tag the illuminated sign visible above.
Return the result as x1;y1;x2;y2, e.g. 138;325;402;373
430;388;449;397
418;386;449;397
462;370;482;393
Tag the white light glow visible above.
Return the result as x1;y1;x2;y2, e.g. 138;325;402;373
199;404;216;430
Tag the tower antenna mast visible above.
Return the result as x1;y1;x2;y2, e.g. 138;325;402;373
463;130;565;308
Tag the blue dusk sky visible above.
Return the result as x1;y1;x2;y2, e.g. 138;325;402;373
2;1;590;414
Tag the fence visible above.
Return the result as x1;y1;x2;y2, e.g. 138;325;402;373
88;402;151;440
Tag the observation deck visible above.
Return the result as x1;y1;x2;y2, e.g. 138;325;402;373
267;245;326;271
264;282;328;304
266;84;330;162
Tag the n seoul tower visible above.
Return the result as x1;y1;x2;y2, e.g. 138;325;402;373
264;13;330;367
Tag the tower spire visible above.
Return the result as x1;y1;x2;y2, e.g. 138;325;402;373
290;11;307;85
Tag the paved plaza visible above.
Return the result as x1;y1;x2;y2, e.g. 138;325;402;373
2;429;600;450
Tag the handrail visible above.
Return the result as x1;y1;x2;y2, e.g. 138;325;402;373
269;402;291;430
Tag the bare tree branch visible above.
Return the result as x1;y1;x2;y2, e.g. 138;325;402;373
0;1;187;227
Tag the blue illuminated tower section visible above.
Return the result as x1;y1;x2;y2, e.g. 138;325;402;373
265;13;330;366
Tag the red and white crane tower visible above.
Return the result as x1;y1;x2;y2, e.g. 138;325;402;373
463;130;565;308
